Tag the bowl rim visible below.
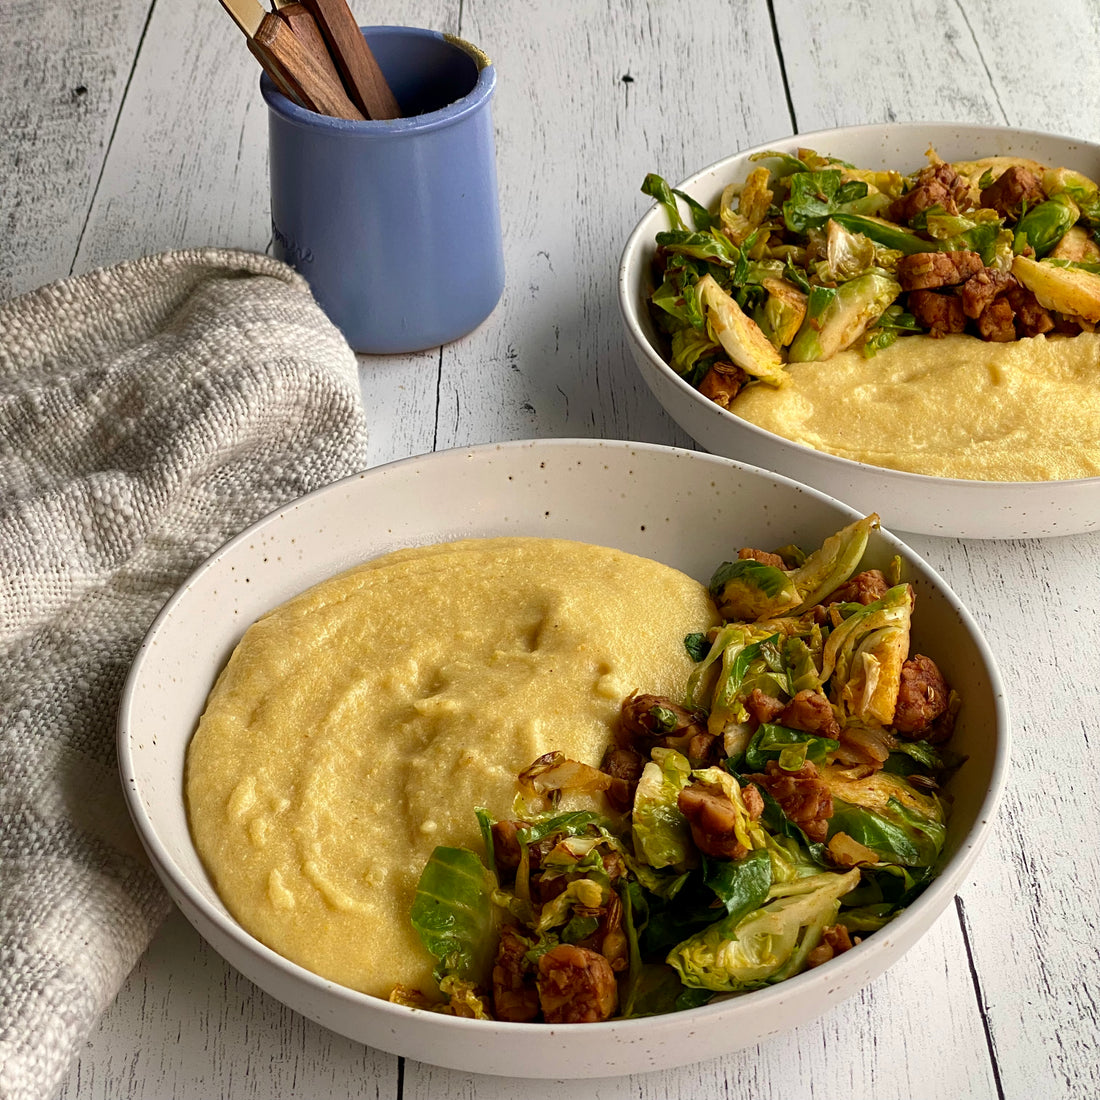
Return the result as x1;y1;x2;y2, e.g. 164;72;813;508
118;437;1010;1039
618;120;1100;492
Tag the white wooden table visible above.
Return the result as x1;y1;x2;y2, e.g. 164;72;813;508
5;1;1099;1097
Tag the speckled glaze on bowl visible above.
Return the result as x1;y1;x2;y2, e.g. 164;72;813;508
119;439;1007;1077
618;122;1100;539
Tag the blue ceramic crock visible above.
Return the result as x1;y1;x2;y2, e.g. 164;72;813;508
262;27;505;354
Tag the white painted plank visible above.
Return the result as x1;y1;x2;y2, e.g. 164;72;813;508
906;533;1100;1100
773;0;1003;131
0;0;151;297
358;349;444;469
961;0;1100;142
57;910;400;1099
403;902;996;1099
774;0;1100;141
434;0;795;451
67;0;273;272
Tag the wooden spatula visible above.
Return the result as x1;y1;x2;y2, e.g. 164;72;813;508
219;0;365;120
300;0;402;119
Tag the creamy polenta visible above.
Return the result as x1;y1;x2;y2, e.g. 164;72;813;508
731;332;1100;481
186;537;716;998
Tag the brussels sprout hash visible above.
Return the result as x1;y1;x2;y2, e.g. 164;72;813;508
643;148;1100;410
396;515;962;1023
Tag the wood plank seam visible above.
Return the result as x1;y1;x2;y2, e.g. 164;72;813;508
67;0;159;277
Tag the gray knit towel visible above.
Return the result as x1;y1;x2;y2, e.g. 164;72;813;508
0;249;369;1100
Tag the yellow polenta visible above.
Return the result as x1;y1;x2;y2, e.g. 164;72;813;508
731;332;1100;481
186;537;716;998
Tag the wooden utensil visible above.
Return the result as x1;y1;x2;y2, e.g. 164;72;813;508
300;0;401;119
245;39;308;107
218;0;365;120
272;0;345;88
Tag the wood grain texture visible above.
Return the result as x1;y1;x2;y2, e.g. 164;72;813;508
0;0;152;298
301;0;401;119
436;0;793;453
906;533;1100;1100
248;37;310;109
956;0;1100;141
278;3;338;71
252;11;365;120
58;911;400;1100
773;0;1004;130
358;349;443;468
277;2;362;118
68;0;270;273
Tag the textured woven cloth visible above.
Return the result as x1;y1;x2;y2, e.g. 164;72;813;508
0;249;368;1100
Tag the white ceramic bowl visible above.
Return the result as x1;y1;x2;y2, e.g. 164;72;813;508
119;438;1007;1077
618;122;1100;539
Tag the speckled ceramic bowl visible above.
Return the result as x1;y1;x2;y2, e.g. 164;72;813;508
119;439;1007;1077
618;122;1100;539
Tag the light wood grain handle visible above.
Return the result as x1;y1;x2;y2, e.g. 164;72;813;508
300;0;401;120
276;2;350;97
248;37;309;108
254;12;365;120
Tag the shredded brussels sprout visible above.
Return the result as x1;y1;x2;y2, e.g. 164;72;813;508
404;518;961;1022
643;147;1100;410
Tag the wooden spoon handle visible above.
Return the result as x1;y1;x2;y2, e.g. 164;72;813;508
253;12;365;120
300;0;401;120
247;37;308;108
275;2;345;91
